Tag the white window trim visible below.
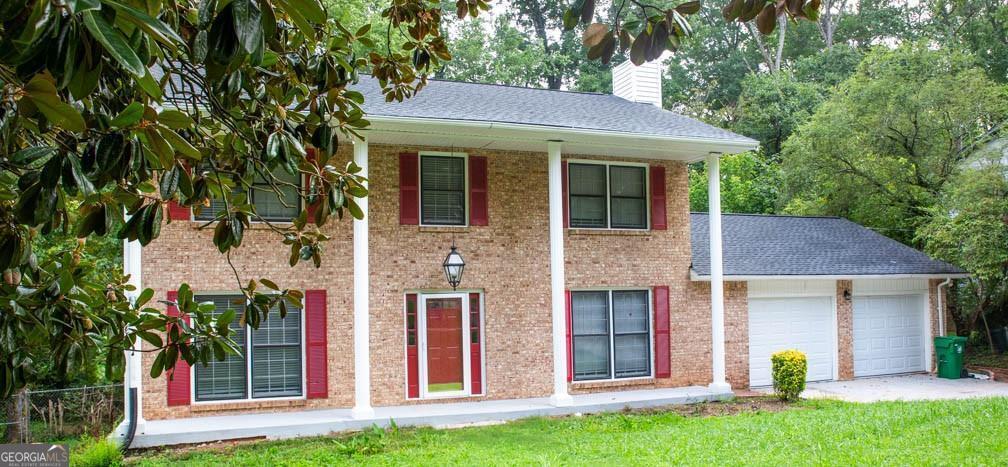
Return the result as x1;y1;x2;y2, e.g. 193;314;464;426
566;159;650;231
418;151;469;228
189;292;307;405
570;287;655;382
403;290;485;400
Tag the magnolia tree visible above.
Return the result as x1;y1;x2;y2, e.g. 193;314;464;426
0;0;819;398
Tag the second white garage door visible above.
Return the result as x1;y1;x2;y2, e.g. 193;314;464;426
853;294;927;377
749;297;835;387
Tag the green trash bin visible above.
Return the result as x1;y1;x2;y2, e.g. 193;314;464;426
934;336;967;379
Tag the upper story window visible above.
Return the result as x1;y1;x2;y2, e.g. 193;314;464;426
568;162;647;229
571;289;652;381
194;169;301;222
193;295;303;402
420;154;466;226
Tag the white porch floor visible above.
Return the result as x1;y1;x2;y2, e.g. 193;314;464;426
126;385;731;448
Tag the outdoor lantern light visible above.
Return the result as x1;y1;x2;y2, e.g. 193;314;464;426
442;240;466;290
843;288;852;301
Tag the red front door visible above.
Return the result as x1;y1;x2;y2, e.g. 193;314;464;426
426;297;464;393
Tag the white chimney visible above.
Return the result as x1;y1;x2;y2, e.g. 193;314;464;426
612;59;664;108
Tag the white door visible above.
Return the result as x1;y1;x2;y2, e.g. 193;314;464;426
853;294;926;377
748;297;835;387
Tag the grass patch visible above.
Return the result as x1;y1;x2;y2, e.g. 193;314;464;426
129;398;1008;466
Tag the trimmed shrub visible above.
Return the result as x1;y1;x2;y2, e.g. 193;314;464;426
771;349;807;402
71;436;122;467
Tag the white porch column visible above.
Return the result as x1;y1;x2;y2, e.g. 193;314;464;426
707;152;730;391
548;141;573;407
351;137;374;419
123;237;146;429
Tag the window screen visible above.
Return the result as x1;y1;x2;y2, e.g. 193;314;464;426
251;301;303;398
567;163;647;229
568;164;607;228
609;166;647;229
194;295;247;401
194;169;300;222
571;290;651;381
420;155;466;225
571;291;611;380
251;170;301;221
612;291;651;378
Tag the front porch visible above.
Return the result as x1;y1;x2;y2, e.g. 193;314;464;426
126;385;732;448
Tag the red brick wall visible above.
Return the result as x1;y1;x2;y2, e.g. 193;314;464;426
139;144;709;419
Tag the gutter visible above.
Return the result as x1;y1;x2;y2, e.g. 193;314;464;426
364;115;759;158
689;270;971;281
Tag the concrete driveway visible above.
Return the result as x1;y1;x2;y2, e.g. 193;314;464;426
797;374;1008;402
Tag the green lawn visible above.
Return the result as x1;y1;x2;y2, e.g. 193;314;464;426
130;398;1008;466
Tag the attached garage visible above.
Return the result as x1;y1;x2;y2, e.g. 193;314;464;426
852;280;930;377
690;213;968;389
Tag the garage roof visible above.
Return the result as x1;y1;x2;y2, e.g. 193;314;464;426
690;213;966;278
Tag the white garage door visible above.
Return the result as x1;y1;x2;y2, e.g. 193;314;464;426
853;294;926;377
749;297;835;387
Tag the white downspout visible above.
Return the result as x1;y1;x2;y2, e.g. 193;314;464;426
937;277;952;338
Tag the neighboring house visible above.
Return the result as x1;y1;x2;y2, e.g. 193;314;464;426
120;61;966;447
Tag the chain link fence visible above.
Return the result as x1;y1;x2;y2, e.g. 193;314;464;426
1;384;123;443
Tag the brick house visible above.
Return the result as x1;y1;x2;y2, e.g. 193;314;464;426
121;61;966;447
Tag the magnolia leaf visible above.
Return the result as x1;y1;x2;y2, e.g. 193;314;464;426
24;74;86;132
160;127;201;160
675;1;701;14
284;0;325;24
106;0;185;50
111;102;144;128
755;4;777;35
158;110;195;129
582;23;609;48
82;11;146;77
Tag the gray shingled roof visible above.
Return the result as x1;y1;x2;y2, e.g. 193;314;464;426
156;68;754;143
690;213;965;277
353;76;755;143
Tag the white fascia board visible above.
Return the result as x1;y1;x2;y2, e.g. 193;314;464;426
364;115;758;159
689;269;971;281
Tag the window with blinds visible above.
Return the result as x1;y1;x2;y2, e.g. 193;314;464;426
568;163;647;229
420;155;466;225
194;296;247;401
571;290;651;381
194;169;301;222
193;295;303;402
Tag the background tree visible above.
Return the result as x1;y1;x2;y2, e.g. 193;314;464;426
779;44;1008;245
918;150;1008;339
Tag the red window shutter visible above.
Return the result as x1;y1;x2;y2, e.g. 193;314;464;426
167;165;192;221
305;148;320;224
650;165;667;230
565;289;573;382
405;294;420;398
561;161;569;228
469;293;482;395
468;156;488;226
165;290;191;406
305;289;328;399
653;286;671;378
399;152;420;225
